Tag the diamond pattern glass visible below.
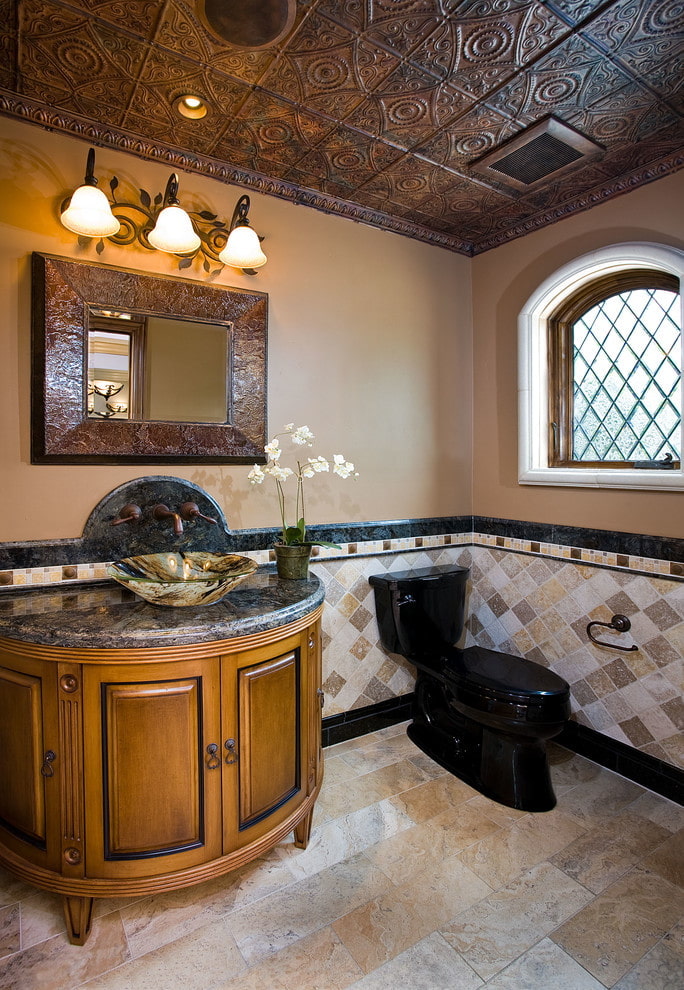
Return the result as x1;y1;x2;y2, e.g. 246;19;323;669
572;288;681;461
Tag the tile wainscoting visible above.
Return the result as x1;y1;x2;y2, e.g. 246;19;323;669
1;520;682;781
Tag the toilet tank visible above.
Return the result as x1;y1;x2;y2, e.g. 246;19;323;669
369;565;470;659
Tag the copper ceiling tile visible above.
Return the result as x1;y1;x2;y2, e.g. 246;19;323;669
58;0;161;39
571;81;681;148
364;7;444;57
19;1;147;105
1;0;681;254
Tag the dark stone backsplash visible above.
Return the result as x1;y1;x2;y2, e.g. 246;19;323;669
0;474;682;570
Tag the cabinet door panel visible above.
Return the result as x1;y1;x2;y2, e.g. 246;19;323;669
0;666;46;844
103;679;203;857
84;663;221;878
237;651;299;829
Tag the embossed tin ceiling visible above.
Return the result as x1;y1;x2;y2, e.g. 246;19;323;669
1;0;682;255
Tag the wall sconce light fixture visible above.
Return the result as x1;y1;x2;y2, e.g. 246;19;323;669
60;149;267;275
147;174;202;255
60;148;121;238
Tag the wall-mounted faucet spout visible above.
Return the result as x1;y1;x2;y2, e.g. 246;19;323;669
152;504;183;536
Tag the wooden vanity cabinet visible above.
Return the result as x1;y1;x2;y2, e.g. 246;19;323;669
0;608;323;945
0;654;61;871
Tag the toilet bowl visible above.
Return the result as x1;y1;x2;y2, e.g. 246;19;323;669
369;565;571;811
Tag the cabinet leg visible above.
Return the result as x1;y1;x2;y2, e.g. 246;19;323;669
63;895;94;945
294;807;314;849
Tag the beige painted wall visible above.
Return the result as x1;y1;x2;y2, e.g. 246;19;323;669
0;118;472;542
471;170;684;540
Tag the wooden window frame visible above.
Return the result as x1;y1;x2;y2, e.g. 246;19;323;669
547;269;680;469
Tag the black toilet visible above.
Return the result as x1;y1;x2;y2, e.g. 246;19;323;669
369;565;571;812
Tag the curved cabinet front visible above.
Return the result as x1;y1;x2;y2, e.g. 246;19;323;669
0;607;323;944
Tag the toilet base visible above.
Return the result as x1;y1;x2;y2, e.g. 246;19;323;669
410;673;559;812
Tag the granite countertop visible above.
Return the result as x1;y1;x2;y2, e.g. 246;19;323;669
0;567;324;649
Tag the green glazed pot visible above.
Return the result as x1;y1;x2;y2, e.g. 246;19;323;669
274;543;312;580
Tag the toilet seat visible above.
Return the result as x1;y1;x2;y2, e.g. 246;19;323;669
443;646;570;725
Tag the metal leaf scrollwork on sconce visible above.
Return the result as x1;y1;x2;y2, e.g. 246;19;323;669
60;149;267;276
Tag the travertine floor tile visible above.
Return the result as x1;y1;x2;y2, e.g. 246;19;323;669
346;931;482;989
81;918;245;989
626;791;684;832
559;770;645;825
1;734;679;990
457;808;586;889
316;759;429;822
639;828;684;888
215;925;363;990
0;866;34;907
613;920;684;990
485;937;604;989
386;772;479;823
273;799;415;880
228;852;392;965
441;861;593;980
550;812;671;893
0;911;129;990
551;867;684;985
332;855;490;974
120;854;297;957
0;904;19;960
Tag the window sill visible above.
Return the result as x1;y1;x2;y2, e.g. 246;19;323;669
519;466;684;491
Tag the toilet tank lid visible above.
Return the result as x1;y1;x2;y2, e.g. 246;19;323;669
369;565;470;587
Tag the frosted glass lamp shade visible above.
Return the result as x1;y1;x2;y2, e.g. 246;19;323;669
148;205;201;255
60;184;120;237
219;224;267;269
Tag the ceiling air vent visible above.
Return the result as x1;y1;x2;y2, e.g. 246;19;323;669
472;118;603;192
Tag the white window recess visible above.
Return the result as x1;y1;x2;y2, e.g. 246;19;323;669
518;242;684;491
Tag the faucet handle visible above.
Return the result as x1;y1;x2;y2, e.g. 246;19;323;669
111;503;142;526
180;502;218;525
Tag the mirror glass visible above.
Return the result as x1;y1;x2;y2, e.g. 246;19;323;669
32;254;268;464
87;312;230;423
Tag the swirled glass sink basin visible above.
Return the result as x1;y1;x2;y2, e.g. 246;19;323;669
107;552;258;606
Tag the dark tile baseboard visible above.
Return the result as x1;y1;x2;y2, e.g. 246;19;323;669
322;694;414;748
323;696;684;807
559;720;683;806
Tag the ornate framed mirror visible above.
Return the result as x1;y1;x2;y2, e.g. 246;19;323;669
31;253;268;464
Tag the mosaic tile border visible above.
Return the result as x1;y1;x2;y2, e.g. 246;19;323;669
0;530;681;590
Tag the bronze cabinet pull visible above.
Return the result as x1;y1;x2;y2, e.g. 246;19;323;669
41;750;56;777
224;739;238;764
205;744;220;770
586;613;638;652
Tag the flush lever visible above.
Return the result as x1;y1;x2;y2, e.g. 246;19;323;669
586;613;638;652
398;594;416;605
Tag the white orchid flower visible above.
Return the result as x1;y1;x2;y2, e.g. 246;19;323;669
268;465;294;482
301;464;316;478
308;456;329;472
247;465;266;485
291;425;315;446
265;438;281;461
332;454;357;479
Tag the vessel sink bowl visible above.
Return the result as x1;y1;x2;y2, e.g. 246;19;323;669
107;552;258;606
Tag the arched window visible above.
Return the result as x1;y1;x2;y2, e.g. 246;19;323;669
519;244;684;491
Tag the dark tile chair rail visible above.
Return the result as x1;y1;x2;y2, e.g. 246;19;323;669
1;514;682;571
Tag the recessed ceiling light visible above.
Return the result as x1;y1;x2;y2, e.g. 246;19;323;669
174;95;208;120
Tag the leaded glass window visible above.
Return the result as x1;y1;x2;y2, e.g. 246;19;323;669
548;270;681;468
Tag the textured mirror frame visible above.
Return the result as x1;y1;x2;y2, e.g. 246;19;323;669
31;253;268;464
